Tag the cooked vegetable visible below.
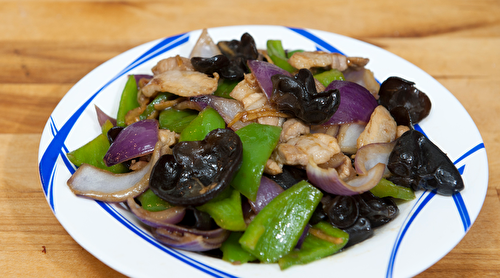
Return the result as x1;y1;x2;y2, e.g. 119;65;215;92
313;69;345;87
271;69;341;125
116;75;140;127
323;80;378;125
67;120;128;173
231;123;281;201
387;129;464;195
221;232;257;264
239;180;323;263
158;108;198;133
343;217;373;248
67;142;161;202
136;188;173;212
149;128;243;206
217;33;259;80
197;188;247;231
324;195;359;229
152;225;230;252
354;192;399;228
248;176;284;214
247;59;291;99
266;40;296;73
278;221;348;270
179;107;226;142
370;178;415;200
139;92;173;120
126;197;185;227
104;119;159;167
379;76;432;125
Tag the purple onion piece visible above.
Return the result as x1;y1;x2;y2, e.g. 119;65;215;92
104;119;159;167
247;60;291;99
249;176;284;214
126;198;185;228
323;81;378;125
306;160;385;196
152;226;230;252
67;142;161;202
95;105;116;127
354;141;396;177
295;224;311;249
190;95;249;130
133;74;153;87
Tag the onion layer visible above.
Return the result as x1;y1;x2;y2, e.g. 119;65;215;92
323;81;378;125
306;159;385;196
249;176;284;214
247;60;291;99
354;142;396;177
126;197;185;228
152;226;230;251
104;119;158;167
67;142;161;202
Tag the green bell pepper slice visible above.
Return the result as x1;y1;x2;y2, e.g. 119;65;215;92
137;189;173;212
117;75;140;127
139;92;173;121
231;123;281;201
278;221;349;270
214;79;239;99
313;69;345;87
158;108;198;133
66;120;128;173
370;178;415;200
197;188;247;231
178;107;225;142
239;180;323;263
221;232;257;264
266;40;296;73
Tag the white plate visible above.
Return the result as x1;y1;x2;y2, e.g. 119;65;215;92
38;25;488;278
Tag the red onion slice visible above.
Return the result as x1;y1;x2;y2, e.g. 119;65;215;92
67;142;161;202
191;95;249;130
104;119;159;167
306;160;385;196
323;81;378;125
249;176;284;214
152;226;230;251
95;105;116;127
247;60;291;99
126;197;185;227
354;142;396;177
189;28;222;58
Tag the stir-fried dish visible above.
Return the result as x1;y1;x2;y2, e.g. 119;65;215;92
66;29;464;269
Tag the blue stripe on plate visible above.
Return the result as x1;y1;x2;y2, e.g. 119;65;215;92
98;202;238;278
385;141;485;277
287;27;344;55
39;33;189;202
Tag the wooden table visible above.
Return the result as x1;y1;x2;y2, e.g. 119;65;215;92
1;0;499;277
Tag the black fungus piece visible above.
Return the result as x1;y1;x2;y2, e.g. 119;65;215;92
343;217;374;248
106;126;124;144
354;192;399;228
149;128;243;206
324;195;359;229
191;55;231;76
266;165;308;190
177;207;217;231
212;32;259;80
309;204;327;225
387;129;464;195
271;69;341;125
378;76;432;125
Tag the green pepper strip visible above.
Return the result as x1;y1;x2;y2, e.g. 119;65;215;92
116;75;140;127
220;232;257;264
197;188;246;231
231;123;281;201
286;49;304;59
178;107;226;142
139;92;173;121
278;221;349;270
158;108;198;134
239;180;323;263
214;79;239;99
370;178;415;200
136;189;173;212
313;69;345;87
66;120;128;173
266;40;296;73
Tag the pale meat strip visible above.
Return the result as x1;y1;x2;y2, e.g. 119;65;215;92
141;70;218;98
152;55;194;76
357;105;397;149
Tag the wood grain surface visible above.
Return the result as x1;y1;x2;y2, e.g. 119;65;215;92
1;0;499;277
